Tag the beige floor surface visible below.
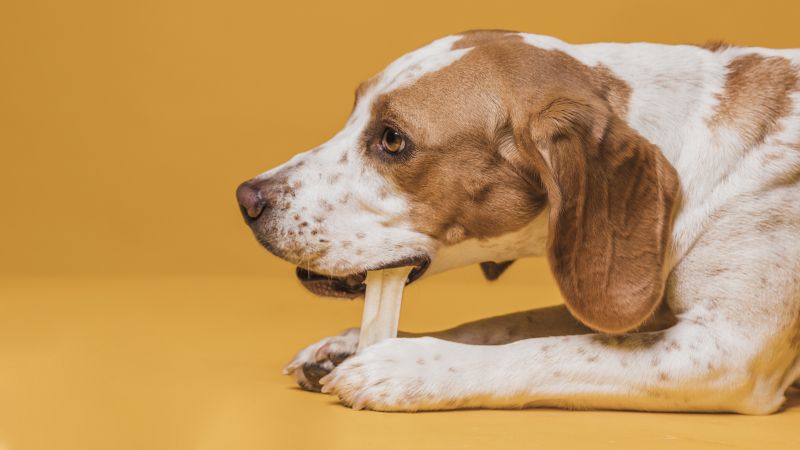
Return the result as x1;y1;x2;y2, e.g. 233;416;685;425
0;269;798;450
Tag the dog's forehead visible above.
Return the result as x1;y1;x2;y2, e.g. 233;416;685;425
307;35;473;156
366;35;473;100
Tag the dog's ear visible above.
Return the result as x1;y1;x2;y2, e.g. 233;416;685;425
516;94;679;334
480;260;515;281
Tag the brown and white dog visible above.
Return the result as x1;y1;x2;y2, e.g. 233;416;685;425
236;30;800;413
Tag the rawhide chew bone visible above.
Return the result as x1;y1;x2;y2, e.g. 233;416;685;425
357;266;414;353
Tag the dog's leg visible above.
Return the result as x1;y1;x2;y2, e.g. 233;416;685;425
321;196;800;413
284;304;675;391
281;307;587;392
320;316;793;414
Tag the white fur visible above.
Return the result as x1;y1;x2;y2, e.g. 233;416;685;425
276;33;800;413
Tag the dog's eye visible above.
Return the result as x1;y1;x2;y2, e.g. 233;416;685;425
381;128;406;154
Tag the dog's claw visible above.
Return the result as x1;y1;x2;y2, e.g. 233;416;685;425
352;392;369;410
319;372;336;394
282;360;300;375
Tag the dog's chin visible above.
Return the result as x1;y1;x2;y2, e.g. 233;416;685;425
295;255;431;299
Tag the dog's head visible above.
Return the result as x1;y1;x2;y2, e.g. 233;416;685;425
237;31;679;334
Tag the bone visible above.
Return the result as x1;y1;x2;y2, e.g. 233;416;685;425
356;266;413;353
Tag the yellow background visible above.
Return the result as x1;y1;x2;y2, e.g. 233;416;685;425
1;1;799;449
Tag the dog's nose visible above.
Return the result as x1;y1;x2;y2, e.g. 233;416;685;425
236;180;269;221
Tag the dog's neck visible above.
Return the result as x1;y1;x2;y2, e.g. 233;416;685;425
425;208;549;277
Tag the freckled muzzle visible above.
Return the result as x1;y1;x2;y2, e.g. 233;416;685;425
295;255;431;298
238;175;430;298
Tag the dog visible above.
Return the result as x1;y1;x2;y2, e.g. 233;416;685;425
236;30;800;413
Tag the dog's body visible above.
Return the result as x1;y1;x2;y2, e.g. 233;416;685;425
238;31;800;413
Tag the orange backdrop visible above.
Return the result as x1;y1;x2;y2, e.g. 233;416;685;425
2;0;799;278
3;3;800;450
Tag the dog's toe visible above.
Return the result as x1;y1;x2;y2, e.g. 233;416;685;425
298;361;334;392
285;328;359;392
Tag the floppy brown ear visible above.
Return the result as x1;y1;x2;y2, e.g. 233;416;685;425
520;96;680;334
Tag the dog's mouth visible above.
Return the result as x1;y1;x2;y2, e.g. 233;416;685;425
295;255;431;298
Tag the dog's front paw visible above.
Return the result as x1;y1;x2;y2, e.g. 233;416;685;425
283;328;359;392
320;337;467;411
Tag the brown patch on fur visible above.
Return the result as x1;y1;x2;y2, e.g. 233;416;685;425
367;33;550;243
359;32;550;243
698;40;733;52
593;65;632;119
443;224;466;244
709;54;798;149
358;31;671;333
451;29;518;50
755;207;798;232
